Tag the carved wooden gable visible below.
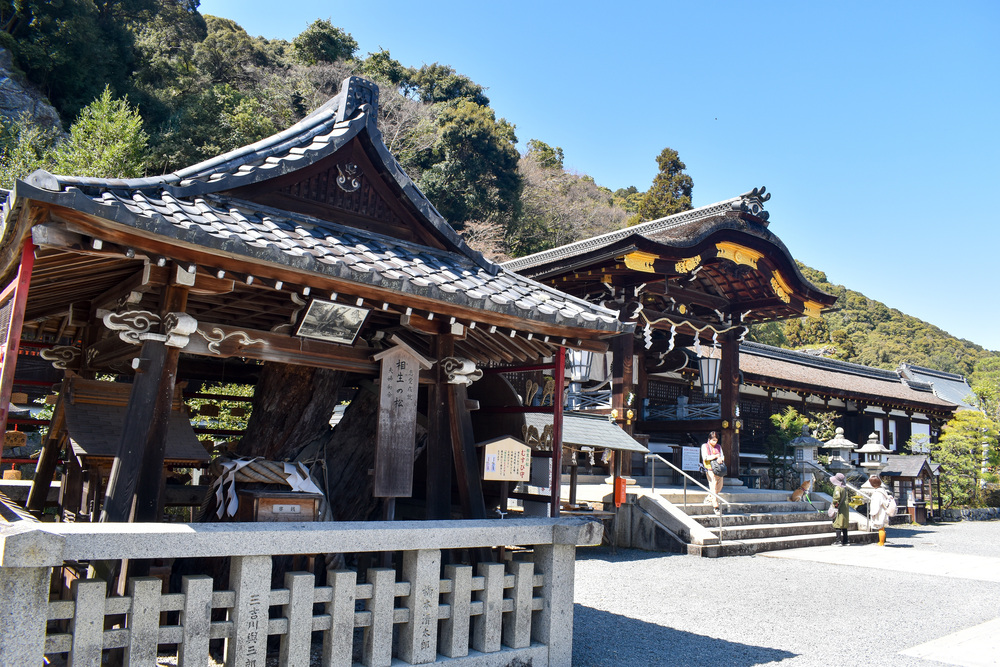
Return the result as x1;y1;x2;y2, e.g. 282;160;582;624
227;139;439;248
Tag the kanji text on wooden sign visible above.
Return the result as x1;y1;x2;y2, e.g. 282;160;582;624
372;337;432;497
482;437;531;482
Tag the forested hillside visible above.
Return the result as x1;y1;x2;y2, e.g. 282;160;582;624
1;0;995;375
748;266;994;376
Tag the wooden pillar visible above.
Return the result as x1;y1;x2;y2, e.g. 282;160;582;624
610;333;634;477
0;242;35;452
550;347;565;518
426;335;455;519
719;329;740;476
448;383;486;520
101;284;188;523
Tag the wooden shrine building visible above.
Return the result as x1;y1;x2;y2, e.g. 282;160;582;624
505;189;838;478
0;76;631;525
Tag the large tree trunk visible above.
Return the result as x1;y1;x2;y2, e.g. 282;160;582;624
322;383;383;522
240;363;347;460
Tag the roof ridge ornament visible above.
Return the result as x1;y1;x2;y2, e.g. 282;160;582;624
336;76;380;123
731;186;771;224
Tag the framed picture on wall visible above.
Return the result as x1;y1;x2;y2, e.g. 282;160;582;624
295;299;369;345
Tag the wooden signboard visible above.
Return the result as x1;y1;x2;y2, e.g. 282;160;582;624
372;337;432;498
482;437;531;482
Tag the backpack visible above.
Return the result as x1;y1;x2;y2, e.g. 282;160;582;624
885;493;898;517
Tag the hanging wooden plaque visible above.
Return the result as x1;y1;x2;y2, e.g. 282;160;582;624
482;436;531;482
372;336;433;498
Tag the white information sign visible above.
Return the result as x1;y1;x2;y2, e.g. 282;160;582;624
682;446;702;472
482;437;531;482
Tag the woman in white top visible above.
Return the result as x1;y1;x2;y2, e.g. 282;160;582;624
868;475;894;546
701;431;725;514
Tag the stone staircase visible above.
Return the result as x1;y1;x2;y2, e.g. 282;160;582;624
613;484;877;557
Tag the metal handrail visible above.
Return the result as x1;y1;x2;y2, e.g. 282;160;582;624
644;453;733;508
802;460;873;502
644;453;730;544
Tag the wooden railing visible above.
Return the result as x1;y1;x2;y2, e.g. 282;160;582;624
0;517;600;667
565;388;611;410
642;399;721;421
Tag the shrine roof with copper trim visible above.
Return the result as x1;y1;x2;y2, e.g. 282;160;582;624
505;190;786;272
503;189;833;310
0;78;627;335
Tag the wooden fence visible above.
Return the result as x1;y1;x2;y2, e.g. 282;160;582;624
0;517;601;667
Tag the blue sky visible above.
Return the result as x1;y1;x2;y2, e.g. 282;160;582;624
200;0;1000;352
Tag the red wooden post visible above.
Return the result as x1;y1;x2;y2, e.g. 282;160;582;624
550;346;565;518
0;242;35;463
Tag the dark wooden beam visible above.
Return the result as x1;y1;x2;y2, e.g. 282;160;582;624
426;335;454;519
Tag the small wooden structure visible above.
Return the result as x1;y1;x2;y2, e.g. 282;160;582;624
0;76;631;526
881;454;936;524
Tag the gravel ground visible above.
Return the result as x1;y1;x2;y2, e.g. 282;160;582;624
572;520;1000;666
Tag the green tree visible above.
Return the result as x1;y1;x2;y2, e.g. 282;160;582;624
416;100;519;228
525;139;563;170
932;410;999;507
636;147;693;220
194;15;273;85
407;63;489;106
0;113;56;188
612;186;643;214
1;0;157;118
357;49;408;86
291;18;357;65
765;406;810;489
747;321;789;348
972;357;1000;421
53;87;148;178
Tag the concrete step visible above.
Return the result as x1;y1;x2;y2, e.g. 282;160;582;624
679;501;829;516
657;490;794;504
691;510;828;528
709;520;836;541
687;530;877;557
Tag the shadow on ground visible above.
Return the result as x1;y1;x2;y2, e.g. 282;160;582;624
575;546;681;563
573;606;797;666
886;526;936;539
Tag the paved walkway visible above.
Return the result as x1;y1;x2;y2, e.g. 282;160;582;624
762;541;1000;582
573;520;1000;666
761;540;1000;665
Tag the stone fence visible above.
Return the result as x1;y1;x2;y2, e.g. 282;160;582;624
938;507;1000;521
0;517;601;667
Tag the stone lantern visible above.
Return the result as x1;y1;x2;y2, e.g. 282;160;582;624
855;431;891;489
823;427;857;474
789;425;823;486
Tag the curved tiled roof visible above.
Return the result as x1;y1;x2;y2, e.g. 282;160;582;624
898;363;978;410
740;342;954;411
1;77;628;336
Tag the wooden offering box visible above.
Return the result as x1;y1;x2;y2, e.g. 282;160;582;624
235;490;323;522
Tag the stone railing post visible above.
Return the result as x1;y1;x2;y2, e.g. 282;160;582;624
398;549;441;665
0;524;65;667
533;520;601;666
225;554;272;667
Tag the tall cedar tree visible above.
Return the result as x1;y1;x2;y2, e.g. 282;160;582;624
637;147;693;221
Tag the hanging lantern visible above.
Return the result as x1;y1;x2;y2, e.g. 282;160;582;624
566;349;594;382
697;354;721;398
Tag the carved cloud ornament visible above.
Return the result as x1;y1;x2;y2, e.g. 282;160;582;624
39;346;81;369
440;357;483;386
102;310;199;348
